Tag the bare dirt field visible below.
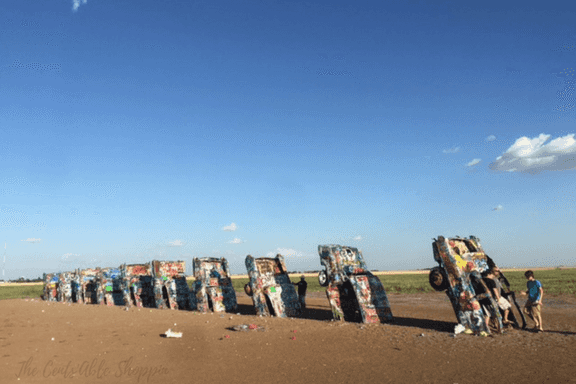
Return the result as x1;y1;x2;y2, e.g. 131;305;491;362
1;292;575;384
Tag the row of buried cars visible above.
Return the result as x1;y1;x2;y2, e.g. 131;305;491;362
43;258;238;312
42;236;525;335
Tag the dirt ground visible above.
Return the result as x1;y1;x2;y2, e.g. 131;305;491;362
1;292;575;384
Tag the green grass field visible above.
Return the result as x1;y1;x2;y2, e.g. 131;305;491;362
0;285;45;301
2;268;575;301
376;269;576;296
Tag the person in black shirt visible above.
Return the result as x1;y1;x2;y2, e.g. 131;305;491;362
293;275;308;309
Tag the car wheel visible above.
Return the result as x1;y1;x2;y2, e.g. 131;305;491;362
318;270;329;287
244;284;253;296
429;267;449;291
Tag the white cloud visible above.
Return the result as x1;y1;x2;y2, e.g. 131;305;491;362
443;146;461;154
266;248;308;258
486;135;496;142
228;238;244;244
168;240;183;247
492;205;503;211
221;222;238;231
489;133;576;173
353;235;363;241
72;0;87;11
466;158;481;167
21;238;41;243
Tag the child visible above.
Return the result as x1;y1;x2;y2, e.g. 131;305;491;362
520;270;544;332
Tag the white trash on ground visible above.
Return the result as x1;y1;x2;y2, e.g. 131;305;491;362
454;324;466;335
164;329;183;338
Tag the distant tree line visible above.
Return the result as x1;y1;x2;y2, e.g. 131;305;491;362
3;277;43;283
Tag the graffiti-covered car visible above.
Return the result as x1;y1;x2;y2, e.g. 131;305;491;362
58;271;80;303
244;254;301;317
192;257;237;313
42;273;60;302
123;263;156;308
152;260;192;310
78;268;103;304
430;236;506;334
99;267;130;306
317;245;393;324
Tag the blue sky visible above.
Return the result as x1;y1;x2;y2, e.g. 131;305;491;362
1;0;575;280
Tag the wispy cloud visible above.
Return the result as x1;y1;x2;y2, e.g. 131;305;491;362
492;205;503;211
353;235;363;241
72;0;87;12
486;135;496;142
489;133;576;174
466;158;481;167
443;146;461;154
266;248;309;258
21;238;41;243
228;238;244;244
221;222;238;232
168;240;184;247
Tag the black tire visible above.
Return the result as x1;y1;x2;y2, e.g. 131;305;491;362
244;284;253;296
318;270;329;287
429;267;449;291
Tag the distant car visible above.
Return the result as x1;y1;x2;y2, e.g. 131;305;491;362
429;236;506;334
42;273;60;302
152;260;192;310
244;254;301;317
317;245;393;324
57;271;80;303
192;257;238;313
78;268;103;304
99;267;130;306
123;263;156;308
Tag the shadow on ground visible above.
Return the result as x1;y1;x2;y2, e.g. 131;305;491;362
233;303;334;321
235;301;456;332
389;316;455;333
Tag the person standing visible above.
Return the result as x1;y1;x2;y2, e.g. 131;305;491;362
492;267;511;300
487;269;512;325
294;275;308;309
521;270;544;332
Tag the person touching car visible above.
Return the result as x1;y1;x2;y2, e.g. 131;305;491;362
293;275;308;309
486;269;512;325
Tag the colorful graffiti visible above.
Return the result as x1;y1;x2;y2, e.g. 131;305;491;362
430;236;503;335
318;245;393;324
244;254;301;318
193;257;237;313
152;260;191;310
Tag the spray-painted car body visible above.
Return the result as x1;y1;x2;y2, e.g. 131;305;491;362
193;257;237;313
99;267;130;306
123;263;156;308
58;271;80;303
79;268;103;304
244;254;301;317
152;260;191;310
43;273;60;302
430;236;503;334
317;245;393;324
